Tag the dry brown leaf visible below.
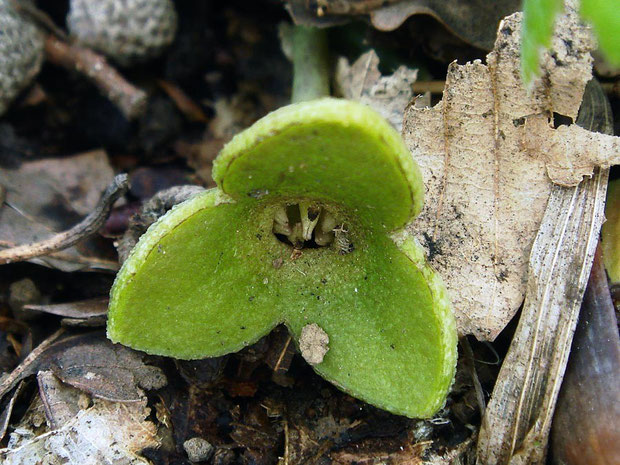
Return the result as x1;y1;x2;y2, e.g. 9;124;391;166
24;297;109;320
286;0;520;50
0;150;118;272
476;78;613;465
49;333;167;402
0;397;158;464
0;332;166;405
335;50;417;131
37;371;83;430
370;0;520;50
402;6;618;340
524;117;620;186
477;166;608;464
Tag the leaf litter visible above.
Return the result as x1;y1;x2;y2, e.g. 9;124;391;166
335;49;417;131
1;394;158;465
403;2;619;340
0;150;119;272
0;1;618;463
0;332;166;404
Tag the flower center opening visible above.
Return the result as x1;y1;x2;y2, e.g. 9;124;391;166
272;202;353;253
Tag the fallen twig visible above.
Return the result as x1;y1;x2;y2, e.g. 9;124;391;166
157;79;209;122
44;35;147;120
0;174;129;265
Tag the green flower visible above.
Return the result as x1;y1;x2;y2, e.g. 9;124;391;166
107;98;457;418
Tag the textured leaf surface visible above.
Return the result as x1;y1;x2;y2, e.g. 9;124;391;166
213;98;423;231
108;188;456;417
285;232;456;418
108;190;282;358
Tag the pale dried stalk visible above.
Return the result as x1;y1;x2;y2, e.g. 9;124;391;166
477;166;609;464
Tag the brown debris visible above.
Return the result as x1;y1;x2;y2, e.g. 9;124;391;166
44;35;147;120
23;297;109;320
0;331;166;404
0;380;26;442
286;0;520;50
0;328;65;402
49;333;167;402
335;49;417;131
551;246;620;465
37;370;83;429
0;174;128;266
0;150;119;271
0;397;159;463
158;79;209;123
117;184;205;263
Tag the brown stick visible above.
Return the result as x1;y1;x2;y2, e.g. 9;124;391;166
0;174;129;265
44;35;147;120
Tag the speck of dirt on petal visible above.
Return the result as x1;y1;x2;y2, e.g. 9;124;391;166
299;323;329;365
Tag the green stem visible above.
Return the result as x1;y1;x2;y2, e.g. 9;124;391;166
291;26;330;103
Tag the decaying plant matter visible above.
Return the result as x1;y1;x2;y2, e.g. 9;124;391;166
404;5;619;340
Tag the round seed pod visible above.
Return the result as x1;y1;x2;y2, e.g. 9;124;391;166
67;0;178;66
0;0;44;116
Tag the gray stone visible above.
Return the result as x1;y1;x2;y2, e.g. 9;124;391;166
67;0;178;66
0;0;44;116
183;437;215;463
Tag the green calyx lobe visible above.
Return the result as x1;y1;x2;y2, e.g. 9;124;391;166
108;98;457;418
213;98;423;231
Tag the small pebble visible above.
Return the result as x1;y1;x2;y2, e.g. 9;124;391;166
183;437;214;463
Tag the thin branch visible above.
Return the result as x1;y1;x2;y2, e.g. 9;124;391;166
44;36;147;120
0;174;129;265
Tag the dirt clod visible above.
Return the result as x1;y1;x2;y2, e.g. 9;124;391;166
299;323;329;365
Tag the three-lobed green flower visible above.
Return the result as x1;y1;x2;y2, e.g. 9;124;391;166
108;98;457;418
